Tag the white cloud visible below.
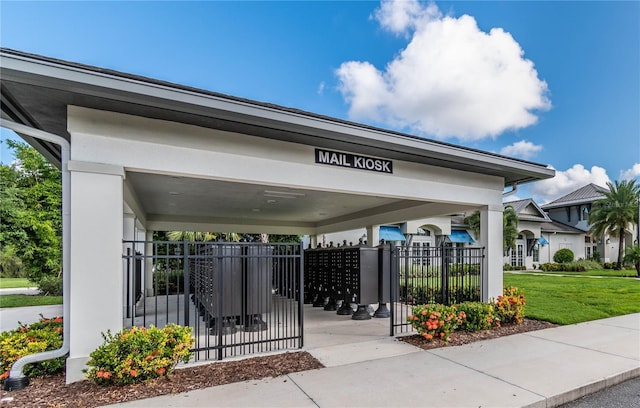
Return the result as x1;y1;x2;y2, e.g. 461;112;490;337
620;163;640;180
336;0;551;141
499;140;543;160
373;0;441;35
317;81;326;95
528;164;611;204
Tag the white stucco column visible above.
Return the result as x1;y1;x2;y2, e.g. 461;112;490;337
480;205;503;302
366;225;380;247
67;162;124;383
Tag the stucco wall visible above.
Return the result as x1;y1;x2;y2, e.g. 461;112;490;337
64;105;507;382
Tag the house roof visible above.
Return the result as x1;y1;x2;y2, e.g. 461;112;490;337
504;198;551;222
0;48;555;186
541;183;608;209
540;220;585;234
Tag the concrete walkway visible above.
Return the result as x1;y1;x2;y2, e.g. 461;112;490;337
106;313;640;408
0;299;62;333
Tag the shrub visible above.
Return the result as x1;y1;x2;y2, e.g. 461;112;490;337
84;324;193;385
0;316;65;382
570;259;601;271
408;304;465;342
37;275;63;296
456;302;498;331
541;260;602;272
503;264;526;271
553;248;574;263
153;270;185;295
494;286;526;325
0;245;25;278
449;264;480;275
540;263;558;271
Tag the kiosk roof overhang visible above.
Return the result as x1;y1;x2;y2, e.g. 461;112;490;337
0;48;554;187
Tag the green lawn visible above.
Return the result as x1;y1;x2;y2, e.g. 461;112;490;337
504;273;640;325
0;294;63;308
0;277;35;289
521;269;638;278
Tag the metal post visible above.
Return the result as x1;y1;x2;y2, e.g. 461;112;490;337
126;247;131;319
298;242;304;348
217;252;224;361
389;246;397;336
183;240;190;328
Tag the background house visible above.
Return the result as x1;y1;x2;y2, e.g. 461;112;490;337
330;183;638;270
541;183;637;263
502;199;550;268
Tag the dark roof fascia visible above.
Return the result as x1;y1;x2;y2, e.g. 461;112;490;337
0;48;555;185
540;220;586;234
504;198;551;222
541;197;602;210
518;215;549;223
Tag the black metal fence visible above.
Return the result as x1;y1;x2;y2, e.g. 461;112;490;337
391;245;484;335
122;241;304;362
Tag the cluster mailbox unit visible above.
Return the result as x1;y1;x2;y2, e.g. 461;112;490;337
304;244;391;319
192;244;273;334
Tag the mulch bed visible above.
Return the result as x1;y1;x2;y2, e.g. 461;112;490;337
0;352;323;408
399;318;557;350
0;319;556;407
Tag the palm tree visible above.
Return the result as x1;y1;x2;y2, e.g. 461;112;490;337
463;205;518;254
463;211;481;240
167;231;217;242
167;231;243;242
588;180;640;270
623;245;640;277
503;205;519;255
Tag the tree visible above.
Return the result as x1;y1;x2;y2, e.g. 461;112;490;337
503;205;519;255
623;245;640;277
464;211;480;240
0;140;61;282
588;180;640;270
464;205;518;254
167;231;241;242
166;231;217;242
0;163;26;277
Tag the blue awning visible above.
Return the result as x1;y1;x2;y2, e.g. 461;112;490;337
379;226;406;242
448;230;475;243
537;236;549;246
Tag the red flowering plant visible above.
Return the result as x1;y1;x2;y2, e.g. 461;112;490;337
408;303;466;342
84;324;193;385
494;286;526;325
0;315;65;382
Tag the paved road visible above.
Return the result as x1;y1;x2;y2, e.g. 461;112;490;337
559;377;640;408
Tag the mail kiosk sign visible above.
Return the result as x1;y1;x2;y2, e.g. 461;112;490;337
315;148;393;174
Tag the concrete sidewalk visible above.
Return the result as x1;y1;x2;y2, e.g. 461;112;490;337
106;313;640;408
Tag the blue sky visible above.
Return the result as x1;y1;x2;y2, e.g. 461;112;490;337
1;0;638;204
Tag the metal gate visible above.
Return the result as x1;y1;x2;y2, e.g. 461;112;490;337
390;245;484;335
122;240;304;362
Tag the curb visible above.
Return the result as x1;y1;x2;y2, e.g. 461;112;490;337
524;366;640;408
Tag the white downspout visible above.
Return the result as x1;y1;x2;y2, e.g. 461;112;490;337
502;183;518;198
1;120;70;391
